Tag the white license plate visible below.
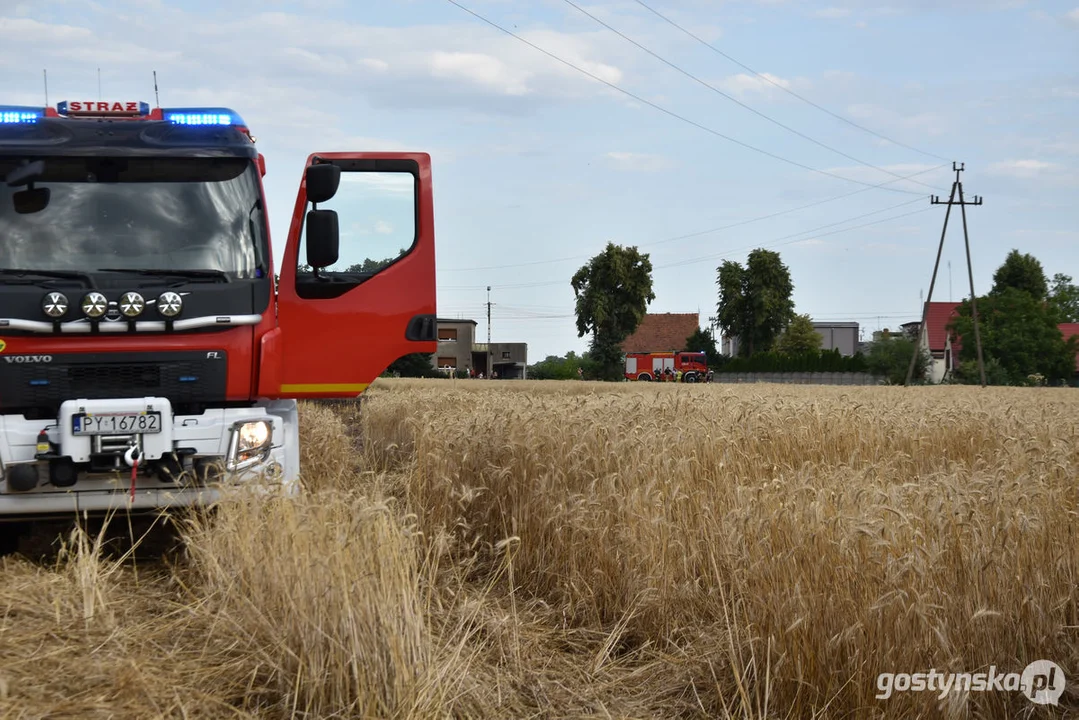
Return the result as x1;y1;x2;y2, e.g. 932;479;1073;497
73;412;162;436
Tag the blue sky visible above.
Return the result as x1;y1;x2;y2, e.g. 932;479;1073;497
2;0;1077;360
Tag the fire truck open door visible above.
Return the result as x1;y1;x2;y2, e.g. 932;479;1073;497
270;152;438;399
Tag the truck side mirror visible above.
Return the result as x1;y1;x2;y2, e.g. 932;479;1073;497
306;163;340;204
305;209;339;269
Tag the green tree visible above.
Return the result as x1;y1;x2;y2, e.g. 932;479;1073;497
384;353;442;378
527;351;588;380
865;336;930;384
949;287;1077;385
1049;273;1079;322
717;260;749;356
775;313;822;355
571;243;655;381
278;255;398;286
990;249;1048;300
716;249;795;357
951;356;1011;386
684;327;723;368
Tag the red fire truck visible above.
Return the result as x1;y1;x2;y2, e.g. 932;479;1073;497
624;351;708;382
0;100;437;522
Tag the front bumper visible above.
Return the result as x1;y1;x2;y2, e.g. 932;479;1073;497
0;396;299;519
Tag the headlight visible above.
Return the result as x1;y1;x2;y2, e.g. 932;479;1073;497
239;420;271;451
226;419;273;472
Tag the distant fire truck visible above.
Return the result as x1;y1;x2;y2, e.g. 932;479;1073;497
624;351;708;382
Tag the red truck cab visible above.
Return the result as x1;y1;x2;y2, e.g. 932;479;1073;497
0;101;437;521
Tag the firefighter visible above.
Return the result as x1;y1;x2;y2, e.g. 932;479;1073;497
675;369;682;382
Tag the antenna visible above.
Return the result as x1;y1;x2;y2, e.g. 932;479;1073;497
43;69;49;106
97;68;101;100
153;70;160;108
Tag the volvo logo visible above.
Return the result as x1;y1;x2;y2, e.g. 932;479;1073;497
42;292;69;318
3;355;52;363
81;292;108;319
119;292;146;318
157;291;183;317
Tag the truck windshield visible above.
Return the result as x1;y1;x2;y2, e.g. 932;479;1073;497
0;156;266;279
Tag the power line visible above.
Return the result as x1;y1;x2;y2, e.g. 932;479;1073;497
444;0;930;196
439;201;934;290
560;0;940;191
438;163;946;273
632;0;951;163
655;204;931;269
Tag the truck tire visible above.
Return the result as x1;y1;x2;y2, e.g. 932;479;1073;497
637;373;652;381
684;372;698;383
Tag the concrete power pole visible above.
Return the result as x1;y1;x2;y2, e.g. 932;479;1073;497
905;162;986;387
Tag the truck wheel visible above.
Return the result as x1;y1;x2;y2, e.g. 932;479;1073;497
638;373;652;381
684;373;698;383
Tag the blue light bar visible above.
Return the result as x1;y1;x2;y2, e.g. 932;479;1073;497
163;107;245;126
0;106;43;124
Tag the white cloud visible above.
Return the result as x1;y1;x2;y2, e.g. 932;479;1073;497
987;159;1058;178
430;51;532;96
0;16;91;41
1065;7;1079;23
375;220;394;235
282;47;350;75
814;7;852;18
717;72;793;99
361;58;389;72
844;103;947;136
0;10;636;116
604;151;672;172
341;173;416;195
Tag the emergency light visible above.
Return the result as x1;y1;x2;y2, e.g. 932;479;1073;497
0;106;44;124
163;108;244;126
0;102;247;129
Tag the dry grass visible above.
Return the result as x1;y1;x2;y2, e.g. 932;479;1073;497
2;379;1078;718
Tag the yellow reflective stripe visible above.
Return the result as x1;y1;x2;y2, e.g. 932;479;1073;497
280;383;369;393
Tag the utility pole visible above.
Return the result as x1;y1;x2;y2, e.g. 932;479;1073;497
486;285;492;345
905;162;985;387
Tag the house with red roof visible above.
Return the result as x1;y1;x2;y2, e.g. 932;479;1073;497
918;303;1079;382
916;301;963;383
1059;324;1079;374
621;312;700;354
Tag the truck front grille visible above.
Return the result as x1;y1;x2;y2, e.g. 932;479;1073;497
69;363;163;392
0;351;229;418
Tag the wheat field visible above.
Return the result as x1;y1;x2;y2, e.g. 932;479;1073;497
2;379;1078;719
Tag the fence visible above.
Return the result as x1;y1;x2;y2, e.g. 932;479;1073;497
711;372;883;385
